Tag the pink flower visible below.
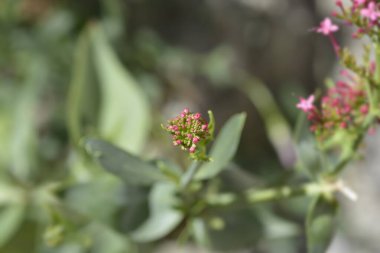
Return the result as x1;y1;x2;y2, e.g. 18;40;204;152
354;0;366;5
368;127;376;135
316;18;339;35
189;146;196;153
192;137;200;143
361;2;380;21
315;18;341;55
360;104;369;114
370;61;376;74
193;113;201;119
296;95;315;112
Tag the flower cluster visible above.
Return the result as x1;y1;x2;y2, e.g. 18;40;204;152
333;0;380;40
297;0;380;142
164;108;211;159
297;76;369;140
314;1;380;56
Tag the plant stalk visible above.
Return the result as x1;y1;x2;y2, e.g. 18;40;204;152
207;181;340;210
245;181;333;204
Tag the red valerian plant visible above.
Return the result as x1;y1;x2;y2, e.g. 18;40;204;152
81;2;380;253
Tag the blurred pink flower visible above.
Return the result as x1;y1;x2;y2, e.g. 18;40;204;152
354;0;366;5
361;2;380;21
296;95;315;112
316;18;339;35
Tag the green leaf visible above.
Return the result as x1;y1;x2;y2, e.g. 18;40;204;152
64;177;123;224
191;218;211;248
241;78;295;168
0;183;24;206
118;186;150;232
207;110;215;138
10;58;47;181
156;159;182;185
295;139;323;178
84;138;165;186
43;224;65;247
90;23;151;154
306;195;338;253
67;28;99;144
202;207;262;251
87;223;137;253
0;205;25;248
0;220;38;253
131;183;183;242
195;112;246;180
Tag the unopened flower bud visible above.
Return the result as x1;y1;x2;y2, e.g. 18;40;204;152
194;113;201;119
193;137;200;143
189;145;196;153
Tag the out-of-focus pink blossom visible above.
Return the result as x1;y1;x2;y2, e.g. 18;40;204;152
361;2;380;21
189;146;196;153
296;95;315;112
316;18;339;35
354;0;366;5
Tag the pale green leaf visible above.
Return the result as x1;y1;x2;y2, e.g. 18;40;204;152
64;177;123;224
87;223;137;253
90;24;151;154
241;78;295;168
84;138;165;186
67;28;99;144
195;113;246;180
0;205;25;247
131;183;183;242
207;110;215;137
306;196;338;253
10;59;47;181
192;218;211;248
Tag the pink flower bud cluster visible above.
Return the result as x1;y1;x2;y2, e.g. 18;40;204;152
333;0;380;39
165;108;210;154
303;1;380;141
297;76;370;140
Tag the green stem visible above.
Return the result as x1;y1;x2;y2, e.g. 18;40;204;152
177;218;193;245
375;44;380;84
207;181;338;210
245;181;331;204
365;80;374;110
181;161;201;189
330;113;376;177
